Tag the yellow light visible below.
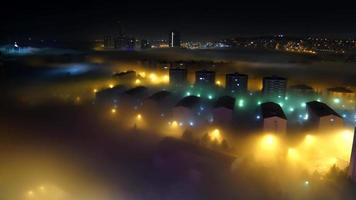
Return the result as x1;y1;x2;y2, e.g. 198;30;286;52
109;84;114;88
39;186;45;191
111;108;116;114
341;130;353;141
139;72;146;78
136;114;142;120
149;73;158;82
216;80;221;86
264;134;275;145
93;88;98;93
163;75;169;82
287;148;299;161
209;129;223;143
27;190;34;196
305;134;315;145
135;79;141;85
259;134;279;151
171;121;178;128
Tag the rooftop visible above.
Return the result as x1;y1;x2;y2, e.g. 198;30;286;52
307;101;341;117
327;87;354;93
214;96;235;110
261;102;287;120
148;91;172;102
176;96;201;108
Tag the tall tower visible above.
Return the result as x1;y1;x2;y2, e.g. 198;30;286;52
348;127;356;181
169;31;181;48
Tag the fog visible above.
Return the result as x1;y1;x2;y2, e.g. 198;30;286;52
1;48;356;199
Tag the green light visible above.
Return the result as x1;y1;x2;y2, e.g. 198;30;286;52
208;95;213;100
333;98;340;104
278;102;284;107
301;102;306;107
257;101;262;105
285;96;289;100
316;98;321;102
238;99;245;108
197;93;201;97
186;92;191;96
289;107;294;112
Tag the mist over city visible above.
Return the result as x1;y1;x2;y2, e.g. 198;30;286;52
2;1;356;200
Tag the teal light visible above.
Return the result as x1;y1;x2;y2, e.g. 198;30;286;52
238;99;245;108
186;92;191;96
208;94;213;100
197;93;201;97
333;98;340;104
285;96;289;100
278;102;284;107
257;100;262;105
301;102;306;107
289;107;294;112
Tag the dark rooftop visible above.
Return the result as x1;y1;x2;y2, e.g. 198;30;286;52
226;72;248;77
176;96;201;108
289;84;314;91
125;86;148;96
261;102;287;120
263;76;287;81
148;91;172;102
214;96;236;110
307;101;341;118
327;87;354;93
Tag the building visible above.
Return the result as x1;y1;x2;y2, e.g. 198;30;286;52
169;31;181;48
306;101;343;130
104;35;115;49
143;91;175;117
289;84;315;95
261;102;287;134
225;73;248;94
114;36;136;50
169;68;187;86
95;85;127;104
172;96;201;122
212;96;236;124
195;70;216;86
119;86;150;110
113;71;136;85
141;39;151;49
348;128;356;182
262;76;287;97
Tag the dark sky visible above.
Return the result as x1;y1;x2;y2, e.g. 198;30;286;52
2;0;356;41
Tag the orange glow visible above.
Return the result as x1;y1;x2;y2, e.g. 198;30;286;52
136;114;142;120
209;129;223;144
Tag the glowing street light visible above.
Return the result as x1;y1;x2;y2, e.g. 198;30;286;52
135;79;141;85
333;98;340;104
209;128;223;144
136;114;142;120
111;108;117;114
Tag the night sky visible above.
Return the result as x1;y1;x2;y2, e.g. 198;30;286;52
2;1;356;41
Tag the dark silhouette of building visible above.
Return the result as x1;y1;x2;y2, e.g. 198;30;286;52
226;73;248;94
169;68;187;86
104;35;115;48
262;76;287;97
141;39;151;49
306;101;343;130
195;70;216;86
169;31;181;48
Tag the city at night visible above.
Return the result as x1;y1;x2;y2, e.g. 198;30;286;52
2;1;356;199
